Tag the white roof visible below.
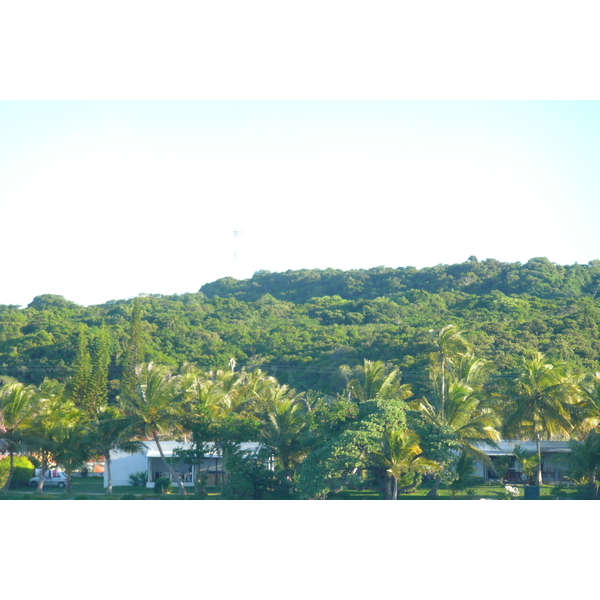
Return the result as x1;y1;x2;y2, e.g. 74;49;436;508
474;440;572;455
142;441;261;458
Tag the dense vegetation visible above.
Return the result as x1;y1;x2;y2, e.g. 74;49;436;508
3;257;600;395
2;257;600;499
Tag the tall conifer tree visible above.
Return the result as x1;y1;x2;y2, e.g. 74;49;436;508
69;325;92;408
86;324;110;414
120;301;146;402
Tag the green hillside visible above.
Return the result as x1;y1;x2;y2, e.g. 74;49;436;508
2;257;600;395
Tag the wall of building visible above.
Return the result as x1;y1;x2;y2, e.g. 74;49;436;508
104;449;149;487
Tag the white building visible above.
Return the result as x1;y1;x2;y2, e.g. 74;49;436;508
105;441;263;488
472;440;572;483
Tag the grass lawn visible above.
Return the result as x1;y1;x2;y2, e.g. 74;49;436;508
0;476;589;500
0;476;224;499
328;480;586;500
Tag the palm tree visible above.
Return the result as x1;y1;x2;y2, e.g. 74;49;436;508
341;359;412;404
440;382;501;450
177;364;234;495
512;444;538;485
254;385;312;486
554;430;600;498
449;451;479;498
428;325;472;417
87;404;143;495
28;379;65;493
454;354;495;388
119;362;187;495
492;455;513;484
412;377;500;496
503;353;580;485
0;381;39;492
575;372;600;435
198;367;266;487
50;403;95;495
373;428;440;500
414;332;499;496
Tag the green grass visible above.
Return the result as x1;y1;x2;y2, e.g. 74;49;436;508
328;481;587;500
0;476;224;499
417;482;584;500
329;489;384;500
0;475;590;500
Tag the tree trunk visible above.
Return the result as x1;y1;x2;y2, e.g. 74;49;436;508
66;468;73;495
440;355;446;418
427;475;442;497
536;434;543;486
282;455;294;494
194;456;207;498
193;442;207;498
36;454;48;493
194;454;201;496
153;432;186;495
383;476;393;500
391;476;398;500
221;445;230;486
105;452;113;495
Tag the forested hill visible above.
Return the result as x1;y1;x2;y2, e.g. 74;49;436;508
2;257;600;396
200;257;600;302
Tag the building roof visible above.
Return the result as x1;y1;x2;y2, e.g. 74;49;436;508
473;440;572;456
141;441;262;458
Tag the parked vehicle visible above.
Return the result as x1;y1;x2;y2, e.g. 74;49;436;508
29;469;68;488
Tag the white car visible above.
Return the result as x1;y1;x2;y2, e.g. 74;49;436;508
29;469;68;488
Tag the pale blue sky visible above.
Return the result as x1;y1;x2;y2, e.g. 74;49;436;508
1;101;599;307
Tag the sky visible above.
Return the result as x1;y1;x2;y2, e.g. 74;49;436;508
1;100;600;307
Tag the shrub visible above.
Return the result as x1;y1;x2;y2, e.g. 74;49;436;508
28;455;41;469
0;456;35;489
194;471;208;500
221;451;278;500
154;477;172;495
128;471;148;487
120;493;137;500
0;460;8;489
221;470;254;500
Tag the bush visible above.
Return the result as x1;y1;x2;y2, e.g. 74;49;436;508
221;470;254;500
28;455;41;469
128;471;148;487
120;493;137;500
0;460;8;489
154;477;172;495
221;450;278;500
0;456;35;489
194;471;208;500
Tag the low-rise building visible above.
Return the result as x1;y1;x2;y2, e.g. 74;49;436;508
105;441;262;488
473;440;572;483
